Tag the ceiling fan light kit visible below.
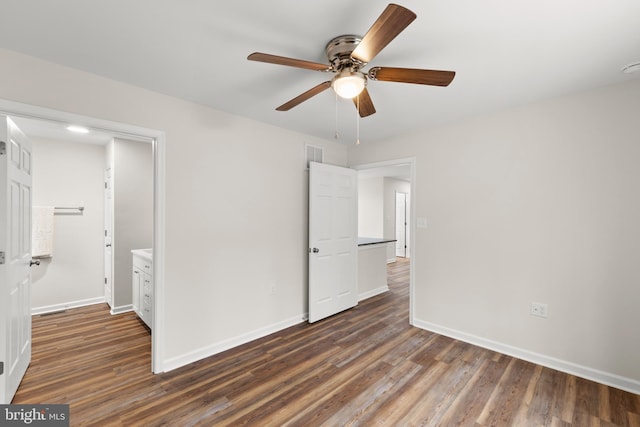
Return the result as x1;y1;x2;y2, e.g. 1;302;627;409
247;3;456;118
332;70;366;98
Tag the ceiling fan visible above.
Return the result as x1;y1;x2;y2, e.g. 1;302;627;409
247;3;455;118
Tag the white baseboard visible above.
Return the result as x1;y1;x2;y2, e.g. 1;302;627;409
413;318;640;395
110;304;134;315
162;314;306;373
358;286;389;302
32;296;106;315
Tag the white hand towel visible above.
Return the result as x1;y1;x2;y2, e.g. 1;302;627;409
32;206;54;257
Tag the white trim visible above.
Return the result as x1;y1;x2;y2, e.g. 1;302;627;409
0;98;166;374
110;304;134;315
350;157;417;324
414;318;640;395
152;133;166;373
163;314;305;373
358;286;389;302
32;297;106;316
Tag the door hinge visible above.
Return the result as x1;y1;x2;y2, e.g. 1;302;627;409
0;141;6;155
0;251;5;265
0;361;4;375
105;277;107;284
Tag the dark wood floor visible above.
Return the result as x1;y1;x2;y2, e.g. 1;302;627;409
13;258;640;426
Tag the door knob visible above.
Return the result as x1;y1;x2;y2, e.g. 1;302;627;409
312;248;320;253
30;259;40;267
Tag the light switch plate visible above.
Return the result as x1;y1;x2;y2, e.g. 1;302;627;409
417;217;427;228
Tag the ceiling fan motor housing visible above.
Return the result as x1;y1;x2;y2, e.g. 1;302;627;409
326;35;365;71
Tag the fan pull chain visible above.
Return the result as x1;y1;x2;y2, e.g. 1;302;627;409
334;91;339;140
356;95;360;145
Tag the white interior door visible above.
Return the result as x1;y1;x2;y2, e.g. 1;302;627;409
104;168;113;307
395;192;410;258
308;162;358;323
0;116;32;404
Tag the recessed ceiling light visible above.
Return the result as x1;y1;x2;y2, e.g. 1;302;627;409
622;62;640;74
66;125;90;134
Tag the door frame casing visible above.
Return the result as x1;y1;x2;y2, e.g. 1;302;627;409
0;98;166;373
351;157;416;324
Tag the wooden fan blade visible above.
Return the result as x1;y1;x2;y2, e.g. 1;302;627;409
276;81;332;111
351;4;416;64
369;67;455;86
353;88;376;117
248;52;331;71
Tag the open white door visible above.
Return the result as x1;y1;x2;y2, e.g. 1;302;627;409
0;116;32;404
308;162;358;323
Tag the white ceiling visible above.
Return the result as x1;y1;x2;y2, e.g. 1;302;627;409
1;0;639;145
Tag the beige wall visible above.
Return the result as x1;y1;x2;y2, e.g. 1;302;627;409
357;176;384;237
0;48;348;369
348;78;640;391
111;138;153;309
31;138;105;312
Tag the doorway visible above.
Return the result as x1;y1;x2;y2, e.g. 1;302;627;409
354;158;415;322
0;97;166;373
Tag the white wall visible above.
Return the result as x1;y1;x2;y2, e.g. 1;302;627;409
0;48;348;369
111;138;153;310
357;176;384;237
348;78;640;392
31;138;105;312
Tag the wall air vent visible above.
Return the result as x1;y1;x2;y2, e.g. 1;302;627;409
305;144;323;169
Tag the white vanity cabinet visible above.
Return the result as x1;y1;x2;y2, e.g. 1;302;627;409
132;249;153;330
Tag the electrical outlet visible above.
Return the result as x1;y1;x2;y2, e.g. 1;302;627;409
530;302;548;318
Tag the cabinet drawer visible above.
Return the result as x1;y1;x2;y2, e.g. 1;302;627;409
139;261;152;276
133;256;152;275
143;278;152;296
142;306;152;328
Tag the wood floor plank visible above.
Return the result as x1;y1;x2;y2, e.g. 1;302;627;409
12;257;640;426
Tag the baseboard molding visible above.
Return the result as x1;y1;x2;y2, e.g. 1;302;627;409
413;318;640;395
32;296;106;315
162;314;306;373
358;286;389;302
110;304;134;315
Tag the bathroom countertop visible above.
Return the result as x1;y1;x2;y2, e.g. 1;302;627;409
357;237;397;246
131;248;152;262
